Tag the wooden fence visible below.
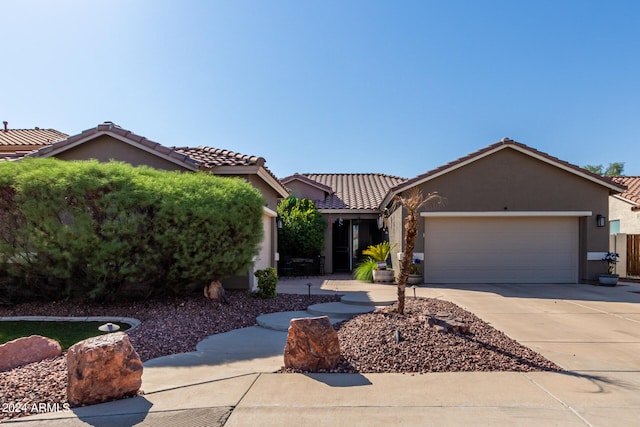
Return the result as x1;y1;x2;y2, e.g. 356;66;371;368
629;234;640;277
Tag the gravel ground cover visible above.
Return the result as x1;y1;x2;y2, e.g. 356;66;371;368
0;291;339;421
334;298;562;373
0;292;561;421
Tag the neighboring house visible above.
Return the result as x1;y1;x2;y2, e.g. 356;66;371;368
381;138;626;284
281;173;406;273
0;120;67;157
608;176;640;278
21;121;289;290
609;176;640;234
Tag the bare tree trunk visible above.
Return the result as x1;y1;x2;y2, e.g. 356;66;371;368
394;189;443;315
397;210;418;314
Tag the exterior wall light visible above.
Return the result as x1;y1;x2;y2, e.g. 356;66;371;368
596;214;606;227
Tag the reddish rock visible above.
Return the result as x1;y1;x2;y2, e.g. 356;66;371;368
0;335;62;372
67;332;143;406
428;315;472;335
204;280;227;301
284;316;340;372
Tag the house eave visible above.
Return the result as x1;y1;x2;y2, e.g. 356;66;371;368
257;167;290;198
32;130;200;171
420;211;593;218
206;165;289;198
318;208;379;215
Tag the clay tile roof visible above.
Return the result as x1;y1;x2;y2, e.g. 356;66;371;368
173;146;265;168
0;128;68;151
611;176;640;206
299;173;407;210
173;146;287;197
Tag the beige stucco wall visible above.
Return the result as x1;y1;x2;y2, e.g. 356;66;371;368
388;207;404;273
285;180;326;202
388;148;612;282
609;196;640;234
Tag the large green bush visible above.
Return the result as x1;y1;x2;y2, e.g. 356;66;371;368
276;196;326;258
0;158;264;301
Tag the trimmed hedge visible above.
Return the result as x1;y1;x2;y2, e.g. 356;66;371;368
0;158;264;301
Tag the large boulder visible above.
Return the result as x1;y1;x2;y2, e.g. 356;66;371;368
67;332;143;406
0;335;62;372
284;316;340;372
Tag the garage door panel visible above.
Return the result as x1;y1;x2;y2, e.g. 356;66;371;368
424;217;578;284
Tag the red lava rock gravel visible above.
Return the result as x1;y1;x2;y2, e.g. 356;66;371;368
0;293;561;421
280;298;563;374
0;291;339;421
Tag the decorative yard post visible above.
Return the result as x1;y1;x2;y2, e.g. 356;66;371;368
394;189;443;315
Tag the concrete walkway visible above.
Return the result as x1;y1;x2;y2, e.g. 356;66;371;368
6;276;640;426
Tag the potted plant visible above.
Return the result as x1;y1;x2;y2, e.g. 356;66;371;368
358;241;396;283
599;252;620;286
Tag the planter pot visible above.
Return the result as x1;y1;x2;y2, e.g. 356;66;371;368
407;274;422;285
373;269;395;283
598;274;619;286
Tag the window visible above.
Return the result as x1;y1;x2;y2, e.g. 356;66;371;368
610;220;620;235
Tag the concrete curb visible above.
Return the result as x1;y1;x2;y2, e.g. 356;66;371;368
0;316;142;332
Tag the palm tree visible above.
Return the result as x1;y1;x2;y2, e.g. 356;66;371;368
394;189;444;314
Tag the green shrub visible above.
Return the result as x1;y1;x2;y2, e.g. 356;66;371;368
0;158;264;302
352;258;377;282
254;267;278;298
277;196;326;258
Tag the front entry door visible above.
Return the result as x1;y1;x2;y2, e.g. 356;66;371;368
332;219;350;272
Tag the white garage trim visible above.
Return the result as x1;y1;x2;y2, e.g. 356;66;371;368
263;206;277;217
424;215;580;284
421;211;592;218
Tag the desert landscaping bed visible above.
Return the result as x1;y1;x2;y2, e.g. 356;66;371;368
0;292;561;421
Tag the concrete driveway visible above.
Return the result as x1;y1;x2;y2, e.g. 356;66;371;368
421;282;640;372
417;281;640;425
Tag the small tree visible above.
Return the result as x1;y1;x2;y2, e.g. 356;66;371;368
394;189;444;315
277;196;326;258
583;162;625;176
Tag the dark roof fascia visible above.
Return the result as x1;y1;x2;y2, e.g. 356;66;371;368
317;208;380;215
199;164;289;198
380;140;628;209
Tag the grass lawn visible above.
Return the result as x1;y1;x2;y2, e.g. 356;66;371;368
0;321;131;350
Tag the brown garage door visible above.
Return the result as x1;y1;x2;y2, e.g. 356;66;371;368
424;216;579;284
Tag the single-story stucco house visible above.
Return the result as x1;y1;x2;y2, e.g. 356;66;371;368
16;121;289;290
608;176;640;278
292;138;626;284
382;138;626;284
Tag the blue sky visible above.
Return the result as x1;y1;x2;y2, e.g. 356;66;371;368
2;0;638;178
